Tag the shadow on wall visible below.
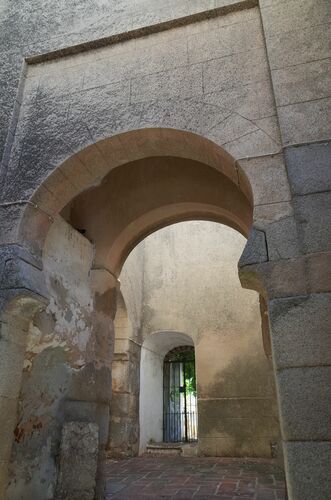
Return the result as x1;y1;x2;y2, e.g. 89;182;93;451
199;353;276;399
198;353;280;458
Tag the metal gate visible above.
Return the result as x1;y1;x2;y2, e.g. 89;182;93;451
163;346;197;443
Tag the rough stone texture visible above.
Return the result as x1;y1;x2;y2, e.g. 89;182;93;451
259;0;331;362
0;244;47;302
1;5;280;207
0;0;249;164
278;97;331;146
275;366;331;441
307;251;331;293
109;254;143;457
0;397;19;462
0;337;27;401
253;202;293;227
272;59;331;108
55;422;99;500
285;141;331;196
0;294;45;500
238;227;268;266
284;441;331;500
239;258;307;300
109;348;140;456
260;0;330;37
241;251;331;301
265;217;300;261
294;191;331;254
238;154;291;207
269;293;331;369
260;0;331;152
261;4;331;67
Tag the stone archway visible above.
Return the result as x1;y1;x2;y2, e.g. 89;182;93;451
65;153;252;275
1;128;289;499
2;128;260;499
17;128;253;268
0;0;328;494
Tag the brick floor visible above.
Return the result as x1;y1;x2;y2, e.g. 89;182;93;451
105;456;286;499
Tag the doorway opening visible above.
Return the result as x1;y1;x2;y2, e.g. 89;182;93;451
117;221;279;458
163;346;197;443
5;128;285;499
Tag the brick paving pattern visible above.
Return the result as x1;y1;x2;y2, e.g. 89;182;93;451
105;456;286;499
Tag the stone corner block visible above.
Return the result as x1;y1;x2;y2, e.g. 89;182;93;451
284;441;331;500
238;227;268;268
265;216;300;261
285;141;331;196
269;293;331;368
276;366;331;441
0;244;48;301
55;421;99;500
294;191;331;254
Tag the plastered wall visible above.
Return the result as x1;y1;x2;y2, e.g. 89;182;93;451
1;3;288;215
108;245;144;457
7;217;96;499
119;221;280;457
0;0;252;163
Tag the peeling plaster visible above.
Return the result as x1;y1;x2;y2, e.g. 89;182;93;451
8;217;98;499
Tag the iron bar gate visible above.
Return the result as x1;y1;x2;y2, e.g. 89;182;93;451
163;346;197;443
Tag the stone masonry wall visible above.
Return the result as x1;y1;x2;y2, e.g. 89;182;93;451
257;3;331;498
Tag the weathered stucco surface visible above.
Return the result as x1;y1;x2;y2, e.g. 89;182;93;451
55;422;99;500
109;222;280;457
0;0;249;164
120;222;279;456
7;217;99;499
107;244;144;457
1;5;285;209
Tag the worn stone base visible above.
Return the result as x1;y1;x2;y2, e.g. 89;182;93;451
55;422;99;500
145;443;182;456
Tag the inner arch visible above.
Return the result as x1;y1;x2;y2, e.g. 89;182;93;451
64;154;253;275
19;129;253;273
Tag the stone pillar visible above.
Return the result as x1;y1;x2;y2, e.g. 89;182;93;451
0;245;48;499
108;341;141;458
239;227;331;500
56;268;119;500
269;292;331;500
258;0;331;495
